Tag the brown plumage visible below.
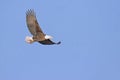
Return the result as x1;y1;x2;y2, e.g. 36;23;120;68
25;9;61;45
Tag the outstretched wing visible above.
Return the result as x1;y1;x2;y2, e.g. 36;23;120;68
26;9;44;36
38;39;61;45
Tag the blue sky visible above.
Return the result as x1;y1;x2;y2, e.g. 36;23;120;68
0;0;120;80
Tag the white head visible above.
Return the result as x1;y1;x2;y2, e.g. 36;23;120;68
45;35;53;39
25;36;34;44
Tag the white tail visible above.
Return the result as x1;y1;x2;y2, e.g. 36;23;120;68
25;36;34;44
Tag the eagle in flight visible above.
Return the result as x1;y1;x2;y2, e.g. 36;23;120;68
25;9;61;45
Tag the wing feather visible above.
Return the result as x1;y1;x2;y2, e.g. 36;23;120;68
38;39;61;45
26;9;44;36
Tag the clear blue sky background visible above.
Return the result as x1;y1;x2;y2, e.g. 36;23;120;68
0;0;120;80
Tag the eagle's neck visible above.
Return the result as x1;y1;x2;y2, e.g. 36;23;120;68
45;35;53;39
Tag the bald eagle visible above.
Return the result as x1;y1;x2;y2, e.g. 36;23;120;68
25;9;61;45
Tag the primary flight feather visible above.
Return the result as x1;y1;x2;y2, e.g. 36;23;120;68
25;9;61;45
